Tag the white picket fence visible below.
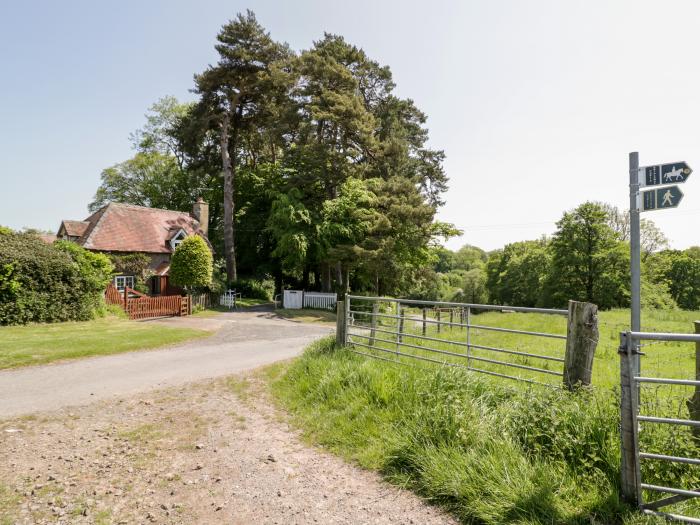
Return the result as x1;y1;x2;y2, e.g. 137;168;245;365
303;292;337;310
282;290;337;310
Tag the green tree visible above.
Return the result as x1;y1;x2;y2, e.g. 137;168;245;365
486;240;550;307
453;244;488;272
452;268;488;304
194;10;295;283
90;152;187;212
548;202;625;308
169;236;213;291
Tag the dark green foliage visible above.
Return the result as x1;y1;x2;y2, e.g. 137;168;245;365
486;239;550;307
169;236;213;290
228;278;274;301
0;233;113;325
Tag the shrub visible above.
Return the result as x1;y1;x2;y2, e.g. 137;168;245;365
0;233;113;325
169;235;213;291
228;277;274;300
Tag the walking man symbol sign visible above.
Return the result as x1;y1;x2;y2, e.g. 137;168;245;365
641;184;684;211
662;189;674;206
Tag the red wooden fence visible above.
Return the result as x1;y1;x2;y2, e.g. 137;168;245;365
104;284;190;320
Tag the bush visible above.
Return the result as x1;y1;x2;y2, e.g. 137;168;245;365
0;233;114;325
228;277;274;301
169;235;213;291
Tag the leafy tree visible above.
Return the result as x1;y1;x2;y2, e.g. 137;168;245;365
662;251;699;310
645;249;700;310
90;152;186;212
432;246;455;274
548;202;626;308
486;240;550;307
601;202;669;259
453;244;487;272
452;268;488;304
169;235;213;290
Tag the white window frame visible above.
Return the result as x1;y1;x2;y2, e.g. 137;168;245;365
114;275;135;291
170;229;187;251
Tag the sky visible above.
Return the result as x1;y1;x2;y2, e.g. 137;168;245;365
0;0;698;251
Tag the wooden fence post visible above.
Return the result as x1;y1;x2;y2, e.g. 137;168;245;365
369;302;378;346
422;309;426;336
436;309;441;334
687;321;700;441
563;300;599;390
336;300;346;347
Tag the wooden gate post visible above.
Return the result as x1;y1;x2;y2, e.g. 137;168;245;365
336;300;346;347
687;321;700;441
422;308;427;336
563;300;599;390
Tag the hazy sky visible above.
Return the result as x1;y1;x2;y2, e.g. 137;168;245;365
1;0;698;251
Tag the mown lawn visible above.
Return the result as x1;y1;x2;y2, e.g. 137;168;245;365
0;316;210;369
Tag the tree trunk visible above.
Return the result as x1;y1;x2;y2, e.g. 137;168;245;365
302;264;310;290
220;112;237;284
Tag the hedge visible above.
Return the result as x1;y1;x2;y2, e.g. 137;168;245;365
0;231;113;325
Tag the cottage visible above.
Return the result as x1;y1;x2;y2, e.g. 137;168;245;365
58;199;211;295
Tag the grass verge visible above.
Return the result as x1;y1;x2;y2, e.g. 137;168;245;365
274;308;336;325
0;315;210;369
272;336;698;524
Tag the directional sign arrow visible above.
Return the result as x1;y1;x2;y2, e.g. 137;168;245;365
641;185;684;212
639;161;692;187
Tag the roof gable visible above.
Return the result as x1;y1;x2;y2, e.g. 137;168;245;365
59;220;90;238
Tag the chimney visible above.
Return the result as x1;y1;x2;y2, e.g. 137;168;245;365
192;198;209;237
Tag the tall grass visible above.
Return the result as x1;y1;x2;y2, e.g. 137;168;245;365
274;305;700;523
274;337;638;523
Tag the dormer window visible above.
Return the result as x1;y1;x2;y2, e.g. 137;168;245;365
170;229;187;251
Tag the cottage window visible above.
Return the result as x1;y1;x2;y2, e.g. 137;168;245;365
114;275;135;291
170;229;187;251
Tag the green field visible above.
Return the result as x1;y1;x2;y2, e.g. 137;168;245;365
0;315;210;369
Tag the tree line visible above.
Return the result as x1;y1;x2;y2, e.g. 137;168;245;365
91;11;454;297
429;202;700;311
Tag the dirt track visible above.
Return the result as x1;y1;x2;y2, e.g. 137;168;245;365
0;371;457;524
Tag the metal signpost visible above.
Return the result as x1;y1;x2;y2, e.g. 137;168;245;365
629;154;693;333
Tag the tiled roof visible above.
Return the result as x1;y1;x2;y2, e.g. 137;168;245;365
69;202;207;254
38;233;57;244
61;220;90;237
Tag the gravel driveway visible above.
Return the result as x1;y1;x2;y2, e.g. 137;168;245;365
0;311;332;418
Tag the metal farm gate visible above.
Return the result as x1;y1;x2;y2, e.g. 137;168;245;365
340;295;598;389
620;327;700;523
